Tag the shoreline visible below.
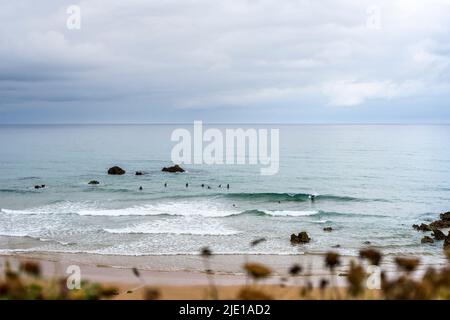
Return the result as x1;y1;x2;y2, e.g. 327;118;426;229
1;250;448;299
1;251;445;286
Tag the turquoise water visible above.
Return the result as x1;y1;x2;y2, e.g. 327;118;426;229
0;124;449;263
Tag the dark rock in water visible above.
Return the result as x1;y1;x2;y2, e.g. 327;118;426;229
88;180;100;185
108;166;125;175
323;227;333;232
430;219;450;229
444;232;450;249
290;232;310;244
432;229;446;241
421;236;434;244
421;211;450;229
413;223;432;232
413;211;450;233
161;164;185;173
440;211;450;221
135;171;146;176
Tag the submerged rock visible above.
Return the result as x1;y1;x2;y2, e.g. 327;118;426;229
290;232;310;244
88;180;100;185
444;232;450;249
161;164;185;173
440;211;450;221
323;227;333;232
432;229;446;241
417;211;450;230
430;219;450;229
421;236;434;244
108;166;126;175
135;171;147;176
412;223;432;232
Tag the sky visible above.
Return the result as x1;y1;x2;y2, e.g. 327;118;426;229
1;0;450;124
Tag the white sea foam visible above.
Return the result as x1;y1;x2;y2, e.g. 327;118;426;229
2;201;319;218
1;201;92;215
77;201;241;217
0;230;30;237
266;210;319;217
311;219;331;224
104;219;239;235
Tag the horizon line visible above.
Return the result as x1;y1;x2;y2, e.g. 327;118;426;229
0;122;450;126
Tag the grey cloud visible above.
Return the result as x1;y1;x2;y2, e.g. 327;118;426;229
1;0;450;123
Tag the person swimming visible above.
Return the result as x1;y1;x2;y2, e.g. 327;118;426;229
207;186;211;189
164;182;167;187
309;194;316;201
139;186;143;191
201;184;205;188
227;184;230;189
218;184;222;188
186;183;189;188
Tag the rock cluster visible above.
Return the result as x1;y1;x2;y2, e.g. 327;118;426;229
413;211;450;249
432;229;446;241
412;223;431;232
429;212;450;229
290;232;310;244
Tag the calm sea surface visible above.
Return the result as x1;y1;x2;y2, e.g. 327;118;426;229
0;124;449;263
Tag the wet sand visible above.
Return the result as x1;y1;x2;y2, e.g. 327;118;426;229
2;252;446;299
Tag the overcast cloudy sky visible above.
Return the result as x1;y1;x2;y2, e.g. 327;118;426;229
1;0;450;123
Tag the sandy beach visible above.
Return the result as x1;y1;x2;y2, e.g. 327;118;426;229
0;252;362;299
2;251;447;300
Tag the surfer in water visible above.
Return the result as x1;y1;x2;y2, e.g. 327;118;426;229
164;182;167;188
186;183;189;188
309;194;316;201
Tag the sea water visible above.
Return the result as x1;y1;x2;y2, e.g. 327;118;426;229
0;124;449;263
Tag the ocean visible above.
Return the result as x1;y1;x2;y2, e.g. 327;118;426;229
0;124;449;264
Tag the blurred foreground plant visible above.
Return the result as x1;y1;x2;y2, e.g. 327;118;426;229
0;260;118;300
